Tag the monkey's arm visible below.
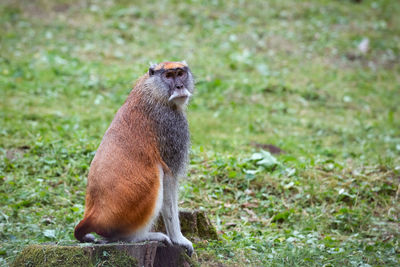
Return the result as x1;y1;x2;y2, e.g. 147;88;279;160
161;175;193;256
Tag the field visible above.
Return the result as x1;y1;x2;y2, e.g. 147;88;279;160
1;0;399;266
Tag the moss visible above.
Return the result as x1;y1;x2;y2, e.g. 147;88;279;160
153;217;166;233
196;212;218;241
90;246;137;267
12;245;91;267
179;211;198;238
178;250;197;267
12;244;137;267
153;210;218;241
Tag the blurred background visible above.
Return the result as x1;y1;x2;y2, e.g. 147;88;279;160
1;0;399;266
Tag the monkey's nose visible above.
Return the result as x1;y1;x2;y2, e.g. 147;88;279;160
175;84;184;90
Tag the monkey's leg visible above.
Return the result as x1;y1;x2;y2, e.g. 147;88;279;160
161;175;194;256
125;165;172;245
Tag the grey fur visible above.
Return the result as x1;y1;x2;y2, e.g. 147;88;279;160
140;64;194;177
151;103;189;177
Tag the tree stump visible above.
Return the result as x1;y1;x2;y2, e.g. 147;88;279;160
153;210;218;241
13;210;217;267
12;242;192;267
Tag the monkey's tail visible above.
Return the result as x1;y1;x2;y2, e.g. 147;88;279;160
74;217;95;243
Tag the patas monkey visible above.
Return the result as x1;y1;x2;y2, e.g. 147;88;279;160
74;61;194;255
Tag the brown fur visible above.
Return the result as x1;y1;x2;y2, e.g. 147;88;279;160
74;74;169;241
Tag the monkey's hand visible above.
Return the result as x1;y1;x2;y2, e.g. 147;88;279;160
171;235;194;256
130;232;172;246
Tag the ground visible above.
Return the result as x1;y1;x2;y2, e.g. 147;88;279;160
0;0;399;266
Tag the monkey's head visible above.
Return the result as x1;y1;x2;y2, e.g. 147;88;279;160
145;61;194;108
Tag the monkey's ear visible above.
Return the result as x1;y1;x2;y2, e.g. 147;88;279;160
149;67;155;76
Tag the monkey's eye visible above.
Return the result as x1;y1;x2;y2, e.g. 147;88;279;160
165;72;174;79
177;70;184;77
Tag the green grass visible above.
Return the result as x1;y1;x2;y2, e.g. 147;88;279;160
1;0;399;266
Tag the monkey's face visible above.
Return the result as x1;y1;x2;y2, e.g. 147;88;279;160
147;61;194;107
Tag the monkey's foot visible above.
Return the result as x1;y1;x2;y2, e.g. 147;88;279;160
171;235;193;256
81;234;96;243
81;234;107;245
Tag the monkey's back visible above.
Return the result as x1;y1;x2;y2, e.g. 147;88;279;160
82;92;165;238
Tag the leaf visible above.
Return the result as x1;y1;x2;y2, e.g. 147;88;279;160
284;181;295;189
250;152;264;161
43;229;56;239
256;150;278;168
243;169;258;175
249;150;279;169
285;168;296;176
272;209;294;223
228;171;237;178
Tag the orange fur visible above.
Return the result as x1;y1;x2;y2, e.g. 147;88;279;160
153;61;186;71
75;74;168;241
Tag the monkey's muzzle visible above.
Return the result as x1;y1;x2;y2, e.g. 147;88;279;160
168;89;192;104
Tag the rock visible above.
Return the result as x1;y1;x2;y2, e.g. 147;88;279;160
12;242;192;267
357;38;369;55
12;210;217;267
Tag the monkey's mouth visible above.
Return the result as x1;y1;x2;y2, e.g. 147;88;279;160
168;89;192;102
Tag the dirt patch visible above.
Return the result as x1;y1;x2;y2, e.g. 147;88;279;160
5;145;30;160
250;142;285;154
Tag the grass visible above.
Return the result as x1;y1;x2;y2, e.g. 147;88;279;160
1;0;399;266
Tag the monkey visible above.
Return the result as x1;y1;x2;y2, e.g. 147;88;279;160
74;61;194;255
